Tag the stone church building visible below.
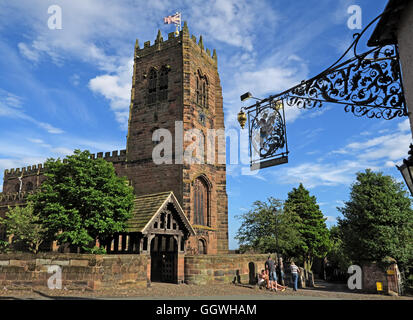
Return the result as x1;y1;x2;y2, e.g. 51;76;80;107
0;22;229;283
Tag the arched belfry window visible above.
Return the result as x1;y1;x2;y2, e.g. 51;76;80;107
196;70;208;108
193;176;210;226
148;67;158;104
158;65;169;102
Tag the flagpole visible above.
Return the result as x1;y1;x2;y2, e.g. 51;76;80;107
176;12;181;36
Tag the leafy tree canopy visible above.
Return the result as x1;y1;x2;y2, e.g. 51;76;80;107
284;183;331;270
235;197;303;258
29;149;134;251
338;169;413;270
0;203;47;253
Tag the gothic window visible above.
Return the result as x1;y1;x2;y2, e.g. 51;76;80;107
148;68;157;104
196;71;208;108
193;176;210;226
14;183;20;193
202;82;207;107
158;65;169;102
196;77;200;105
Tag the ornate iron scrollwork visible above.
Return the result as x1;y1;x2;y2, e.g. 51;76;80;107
284;44;406;120
240;10;407;169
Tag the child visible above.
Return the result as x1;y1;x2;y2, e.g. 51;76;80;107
257;269;267;289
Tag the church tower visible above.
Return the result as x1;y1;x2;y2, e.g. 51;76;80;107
123;22;228;254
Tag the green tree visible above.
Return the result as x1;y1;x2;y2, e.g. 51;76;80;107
235;197;302;257
284;183;331;273
0;203;47;253
29;149;134;252
338;169;413;272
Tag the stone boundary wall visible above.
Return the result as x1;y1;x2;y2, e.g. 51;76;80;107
0;253;149;290
184;254;277;285
362;263;400;295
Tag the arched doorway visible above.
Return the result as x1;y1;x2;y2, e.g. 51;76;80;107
150;235;178;283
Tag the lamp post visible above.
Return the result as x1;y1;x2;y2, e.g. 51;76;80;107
397;144;413;197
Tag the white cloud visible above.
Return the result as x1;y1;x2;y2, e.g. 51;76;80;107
0;89;64;134
188;0;277;51
70;74;80;86
279;118;412;189
17;42;40;62
337;132;411;162
398;118;411;132
88;58;133;129
276;160;373;188
325;215;337;223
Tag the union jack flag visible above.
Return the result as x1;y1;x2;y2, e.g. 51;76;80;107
163;12;181;25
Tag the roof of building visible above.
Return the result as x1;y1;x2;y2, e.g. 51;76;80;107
126;191;195;235
367;0;409;47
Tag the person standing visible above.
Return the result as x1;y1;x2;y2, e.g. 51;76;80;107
278;257;285;286
290;260;300;291
265;256;278;291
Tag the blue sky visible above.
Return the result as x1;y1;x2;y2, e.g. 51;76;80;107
0;0;410;250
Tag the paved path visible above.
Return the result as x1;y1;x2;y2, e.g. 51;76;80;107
1;281;412;300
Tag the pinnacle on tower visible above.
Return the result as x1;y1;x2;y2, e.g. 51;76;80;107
212;49;217;62
156;29;163;43
198;35;204;51
182;21;189;34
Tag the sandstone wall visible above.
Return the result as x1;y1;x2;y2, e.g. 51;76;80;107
0;253;150;290
184;254;276;285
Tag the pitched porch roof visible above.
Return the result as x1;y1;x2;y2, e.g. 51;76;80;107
126;191;195;236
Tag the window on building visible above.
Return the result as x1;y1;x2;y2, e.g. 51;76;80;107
196;71;208;108
158;65;169;102
14;183;20;193
193;176;210;226
148;68;157;104
196;77;200;105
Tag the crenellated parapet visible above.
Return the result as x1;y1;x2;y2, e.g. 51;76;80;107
134;28;181;60
4;164;44;178
89;149;126;163
134;21;217;68
3;150;127;180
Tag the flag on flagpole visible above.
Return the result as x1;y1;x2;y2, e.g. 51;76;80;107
163;12;181;25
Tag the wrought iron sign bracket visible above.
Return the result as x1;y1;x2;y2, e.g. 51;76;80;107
238;10;408;171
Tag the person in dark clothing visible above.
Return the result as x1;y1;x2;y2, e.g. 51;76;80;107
265;256;278;291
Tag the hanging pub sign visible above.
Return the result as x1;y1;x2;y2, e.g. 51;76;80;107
242;99;289;171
